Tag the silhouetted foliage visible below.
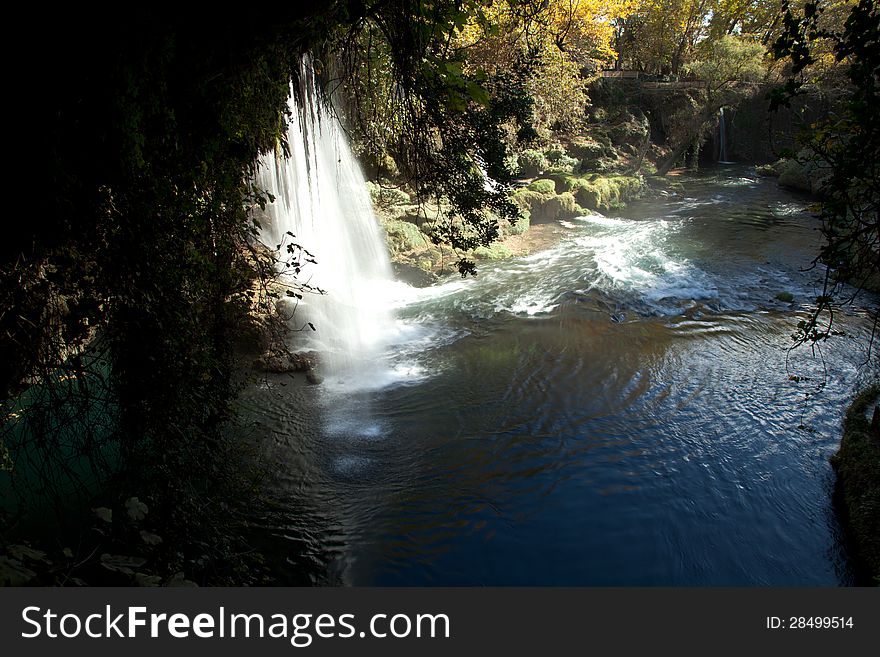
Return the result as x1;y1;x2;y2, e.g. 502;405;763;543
0;3;546;581
771;0;879;350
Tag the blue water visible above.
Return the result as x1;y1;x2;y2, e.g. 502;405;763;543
240;168;878;585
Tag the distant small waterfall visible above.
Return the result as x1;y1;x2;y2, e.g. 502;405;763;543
254;57;396;386
718;107;733;164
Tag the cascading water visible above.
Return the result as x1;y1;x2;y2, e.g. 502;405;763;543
718;107;733;164
254;59;396;389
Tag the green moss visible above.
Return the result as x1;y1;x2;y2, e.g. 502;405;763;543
527;179;557;193
775;291;794;302
831;384;880;584
517;149;548;177
545;192;581;219
547;173;580;193
366;182;410;208
511;171;644;220
383;219;425;253
569;174;644;212
473;243;513;260
508;211;530;235
512;188;584;223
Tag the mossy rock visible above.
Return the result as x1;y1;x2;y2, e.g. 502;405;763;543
756;160;784;177
546;173;580;193
567;138;610;165
383;219;426;253
831;385;880;584
527;179;557;193
575;185;601;210
512;188;583;223
777;159;811;192
569;174;644;212
778;150;832;195
775;291;794;303
367;182;412;210
473;243;513;260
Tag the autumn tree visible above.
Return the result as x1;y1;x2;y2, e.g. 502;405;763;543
616;0;715;75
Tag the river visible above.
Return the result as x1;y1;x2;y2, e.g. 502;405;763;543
236;166;878;585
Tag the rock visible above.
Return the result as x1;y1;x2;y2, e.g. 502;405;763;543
527;179;557;193
392;261;438;287
473;244;513;260
254;347;320;374
289;351;319;372
512;189;583;224
306;370;324;385
261;355;289;373
274;298;297;320
756;161;783;177
778;151;832;195
383;218;426;253
775;291;794;302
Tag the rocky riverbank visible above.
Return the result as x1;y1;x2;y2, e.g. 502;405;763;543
372;170;645;284
831;385;880;585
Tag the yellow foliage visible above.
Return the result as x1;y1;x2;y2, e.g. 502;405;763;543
545;0;638;62
453;1;636;139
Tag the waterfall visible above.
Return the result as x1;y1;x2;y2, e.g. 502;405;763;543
254;58;396;388
718;107;732;164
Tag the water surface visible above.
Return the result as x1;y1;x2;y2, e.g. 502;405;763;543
238;167;877;585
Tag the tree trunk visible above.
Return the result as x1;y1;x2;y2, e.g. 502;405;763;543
656;140;691;176
655;102;719;176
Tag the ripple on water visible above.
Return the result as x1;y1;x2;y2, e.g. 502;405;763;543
244;168;874;586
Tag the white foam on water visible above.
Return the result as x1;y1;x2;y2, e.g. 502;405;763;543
574;215;719;313
771;201;809;217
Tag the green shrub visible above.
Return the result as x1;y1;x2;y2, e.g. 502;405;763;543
547;155;579;174
367;182;411;207
383;219;425;253
545;144;567;163
473;243;513;260
517;149;548;177
508;211;530;235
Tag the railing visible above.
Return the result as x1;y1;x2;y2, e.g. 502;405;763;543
599;70;639;79
599;70;708;89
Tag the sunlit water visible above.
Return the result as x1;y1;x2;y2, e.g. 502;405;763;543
236;168;878;585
